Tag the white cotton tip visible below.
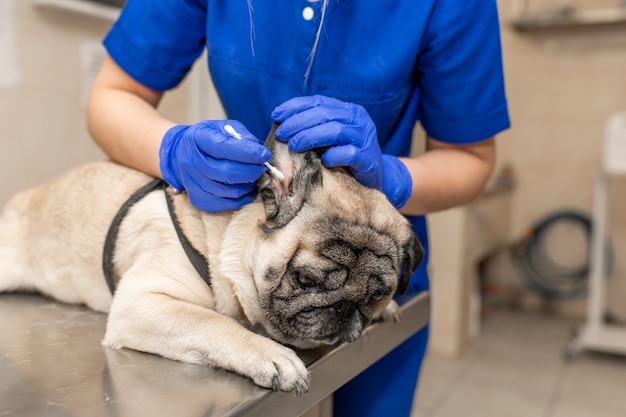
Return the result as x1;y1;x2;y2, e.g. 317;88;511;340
225;123;284;182
224;124;243;140
265;162;285;182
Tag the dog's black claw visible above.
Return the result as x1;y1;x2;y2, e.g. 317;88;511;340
271;375;281;392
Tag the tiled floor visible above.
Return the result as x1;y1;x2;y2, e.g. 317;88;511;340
412;309;626;417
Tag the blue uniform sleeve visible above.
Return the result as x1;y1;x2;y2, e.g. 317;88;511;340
103;0;208;92
417;0;510;144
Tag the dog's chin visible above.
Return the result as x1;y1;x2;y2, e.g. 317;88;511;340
268;303;369;350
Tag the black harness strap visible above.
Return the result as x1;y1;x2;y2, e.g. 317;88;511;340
103;179;163;294
102;179;211;294
162;188;212;289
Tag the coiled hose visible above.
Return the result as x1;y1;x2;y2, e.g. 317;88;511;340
509;209;612;300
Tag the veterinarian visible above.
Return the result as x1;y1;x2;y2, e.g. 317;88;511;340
87;1;510;415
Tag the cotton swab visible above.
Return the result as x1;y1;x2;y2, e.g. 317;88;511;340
224;124;285;182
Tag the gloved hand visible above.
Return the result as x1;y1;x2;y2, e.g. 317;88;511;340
159;120;270;212
271;95;412;209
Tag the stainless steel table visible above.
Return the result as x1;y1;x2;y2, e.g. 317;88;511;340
0;292;429;417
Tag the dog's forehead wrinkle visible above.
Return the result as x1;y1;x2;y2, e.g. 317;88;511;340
318;217;400;258
320;239;399;278
286;236;398;291
322;268;348;290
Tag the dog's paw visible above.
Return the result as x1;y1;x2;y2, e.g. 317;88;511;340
237;336;310;395
379;300;401;322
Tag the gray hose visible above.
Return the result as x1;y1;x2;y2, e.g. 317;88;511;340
509;209;612;300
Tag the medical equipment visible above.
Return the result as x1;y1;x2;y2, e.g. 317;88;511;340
565;111;626;360
224;124;285;182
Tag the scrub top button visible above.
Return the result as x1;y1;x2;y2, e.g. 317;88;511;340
302;6;314;21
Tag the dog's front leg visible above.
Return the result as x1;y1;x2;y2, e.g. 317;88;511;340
374;299;401;322
103;291;310;394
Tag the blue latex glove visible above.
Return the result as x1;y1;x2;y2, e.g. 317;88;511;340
271;95;412;209
159;120;270;212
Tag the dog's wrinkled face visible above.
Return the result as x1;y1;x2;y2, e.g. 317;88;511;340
265;219;402;347
254;124;423;349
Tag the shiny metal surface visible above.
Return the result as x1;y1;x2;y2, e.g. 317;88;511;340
0;292;429;417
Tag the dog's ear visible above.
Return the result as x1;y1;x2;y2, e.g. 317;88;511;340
258;123;323;230
397;232;423;295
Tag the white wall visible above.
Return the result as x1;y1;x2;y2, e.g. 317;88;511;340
0;2;192;206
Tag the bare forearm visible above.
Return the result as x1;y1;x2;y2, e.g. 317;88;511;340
86;57;175;179
399;137;496;216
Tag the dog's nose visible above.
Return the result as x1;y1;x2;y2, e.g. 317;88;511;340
332;301;357;322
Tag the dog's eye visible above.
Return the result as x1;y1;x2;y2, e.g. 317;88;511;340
295;272;315;288
371;285;391;301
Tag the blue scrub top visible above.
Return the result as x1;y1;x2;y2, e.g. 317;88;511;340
104;0;510;296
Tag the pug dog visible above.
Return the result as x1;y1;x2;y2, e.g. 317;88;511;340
0;124;422;394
